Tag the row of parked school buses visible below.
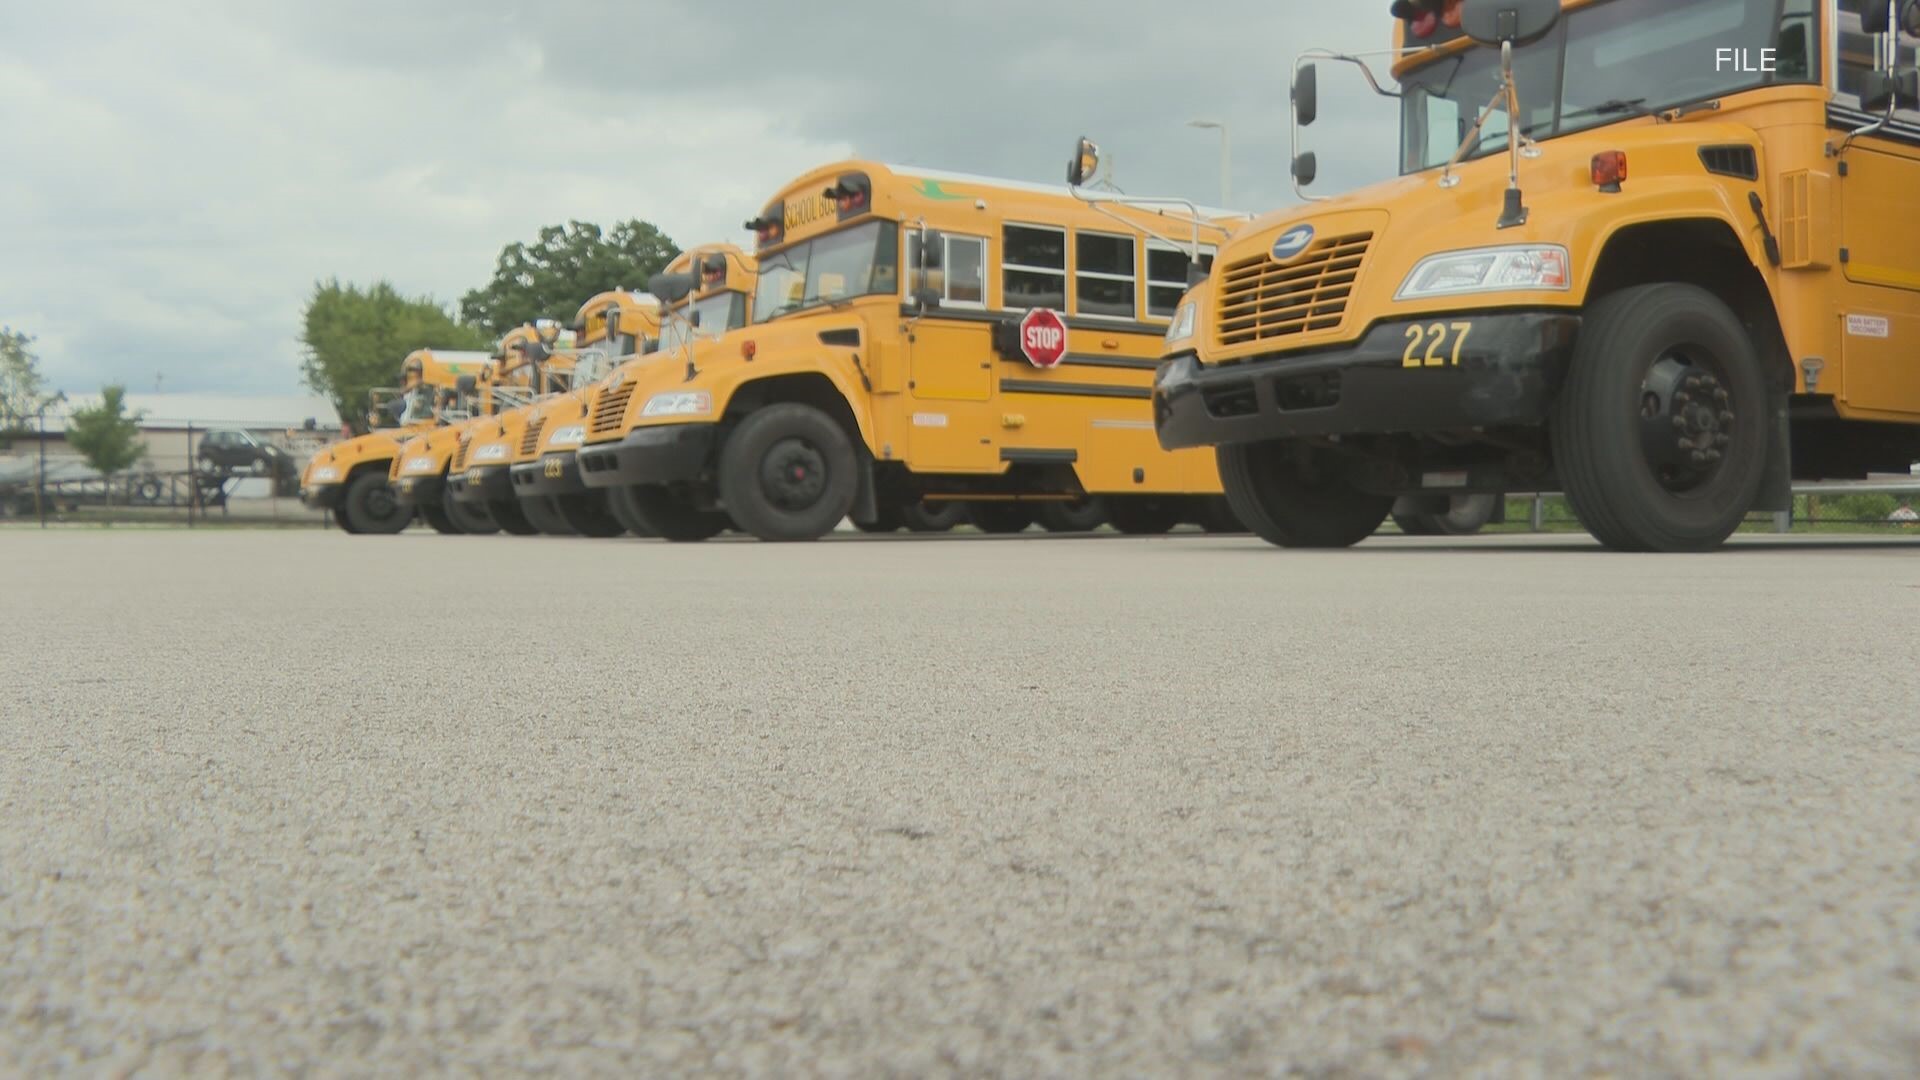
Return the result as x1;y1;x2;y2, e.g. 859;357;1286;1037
307;0;1920;552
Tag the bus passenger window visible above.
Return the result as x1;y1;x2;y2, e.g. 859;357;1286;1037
1147;243;1215;319
1076;231;1136;319
1004;224;1066;310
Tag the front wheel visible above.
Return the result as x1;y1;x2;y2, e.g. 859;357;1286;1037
624;486;731;542
1550;284;1767;552
548;493;625;538
605;485;657;538
485;498;541;536
442;487;498;535
1217;440;1391;549
1190;496;1246;534
967;502;1033;534
341;472;411;535
718;403;858;541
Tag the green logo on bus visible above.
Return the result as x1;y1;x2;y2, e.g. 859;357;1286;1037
912;179;969;201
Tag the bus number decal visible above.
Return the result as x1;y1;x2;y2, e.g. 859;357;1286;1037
1401;322;1474;368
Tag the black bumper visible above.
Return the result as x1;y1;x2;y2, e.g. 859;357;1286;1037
577;425;716;489
1155;312;1581;449
511;452;589;497
301;483;343;510
393;474;445;508
450;465;513;504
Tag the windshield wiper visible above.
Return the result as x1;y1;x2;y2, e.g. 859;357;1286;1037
1559;97;1648;124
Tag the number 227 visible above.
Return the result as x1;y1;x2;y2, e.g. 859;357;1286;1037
1402;322;1473;368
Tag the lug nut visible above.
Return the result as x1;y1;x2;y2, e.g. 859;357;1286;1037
1704;450;1722;463
1719;411;1735;424
1691;450;1709;465
1715;433;1730;447
1672;416;1689;430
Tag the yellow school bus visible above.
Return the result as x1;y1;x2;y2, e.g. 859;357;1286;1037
1154;0;1920;552
575;243;757;540
505;290;663;536
390;375;499;536
575;160;1244;542
300;347;493;534
445;321;578;535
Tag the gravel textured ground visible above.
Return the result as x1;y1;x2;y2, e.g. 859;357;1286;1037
3;528;1918;1076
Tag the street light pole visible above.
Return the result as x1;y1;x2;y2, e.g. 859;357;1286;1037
1188;119;1231;206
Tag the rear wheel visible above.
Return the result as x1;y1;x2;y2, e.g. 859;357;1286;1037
1550;284;1766;552
1190;496;1245;534
967;502;1033;534
625;485;731;542
718;403;858;541
1034;497;1107;533
486;498;541;536
901;500;967;533
1106;496;1183;535
341;471;411;535
1217;439;1392;549
1391;493;1499;536
442;487;498;535
549;492;625;538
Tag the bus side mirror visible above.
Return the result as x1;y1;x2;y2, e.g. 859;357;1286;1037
647;271;696;305
1460;0;1560;46
912;287;941;312
455;375;477;395
1846;0;1891;33
1066;136;1101;187
1293;64;1318;127
1861;67;1920;111
1292;152;1318;188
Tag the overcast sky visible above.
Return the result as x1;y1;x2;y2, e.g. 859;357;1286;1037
1;1;1402;398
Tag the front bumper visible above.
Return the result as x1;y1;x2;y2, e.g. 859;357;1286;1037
1156;312;1581;450
450;464;513;504
393;473;445;508
301;483;343;510
577;425;717;489
511;452;589;497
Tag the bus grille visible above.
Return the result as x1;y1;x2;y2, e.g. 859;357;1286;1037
451;439;469;473
388;456;402;481
519;415;546;457
1216;232;1372;347
590;382;635;437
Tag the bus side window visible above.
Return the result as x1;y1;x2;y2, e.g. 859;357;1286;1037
1146;243;1216;319
909;232;986;307
1076;231;1137;319
1004;224;1066;310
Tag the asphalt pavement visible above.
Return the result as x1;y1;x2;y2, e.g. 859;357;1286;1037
3;528;1918;1075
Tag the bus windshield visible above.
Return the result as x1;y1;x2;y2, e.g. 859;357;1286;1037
752;221;900;323
659;292;748;352
1399;0;1816;173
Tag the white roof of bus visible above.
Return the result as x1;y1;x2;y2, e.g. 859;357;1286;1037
421;350;495;364
883;163;1248;221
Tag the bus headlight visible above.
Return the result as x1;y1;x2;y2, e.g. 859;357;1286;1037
471;443;509;462
1395;245;1570;300
310;466;339;483
547;424;586;447
641;391;713;418
1163;301;1198;349
403;456;434;473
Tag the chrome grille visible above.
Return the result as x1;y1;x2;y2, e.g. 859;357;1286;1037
1216;232;1372;347
519;415;546;457
589;382;635;437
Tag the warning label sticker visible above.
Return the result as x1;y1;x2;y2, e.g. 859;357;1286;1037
1846;314;1890;339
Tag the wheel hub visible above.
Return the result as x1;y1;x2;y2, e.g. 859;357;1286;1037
761;438;827;511
1637;354;1734;493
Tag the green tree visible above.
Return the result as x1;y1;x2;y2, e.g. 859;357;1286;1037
299;280;490;431
460;220;679;336
67;385;147;494
1;326;60;436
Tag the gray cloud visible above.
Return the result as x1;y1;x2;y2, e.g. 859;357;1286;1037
1;0;1404;396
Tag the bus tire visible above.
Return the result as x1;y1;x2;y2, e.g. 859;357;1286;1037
1106;496;1182;535
718;403;858;541
443;487;498;535
419;502;460;534
606;485;657;538
342;471;411;535
486;498;542;536
901;500;966;532
1550;284;1766;553
520;495;577;536
967;502;1033;534
1217;439;1391;549
1034;497;1107;533
625;485;730;542
1391;493;1498;536
1191;495;1245;534
550;492;626;538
